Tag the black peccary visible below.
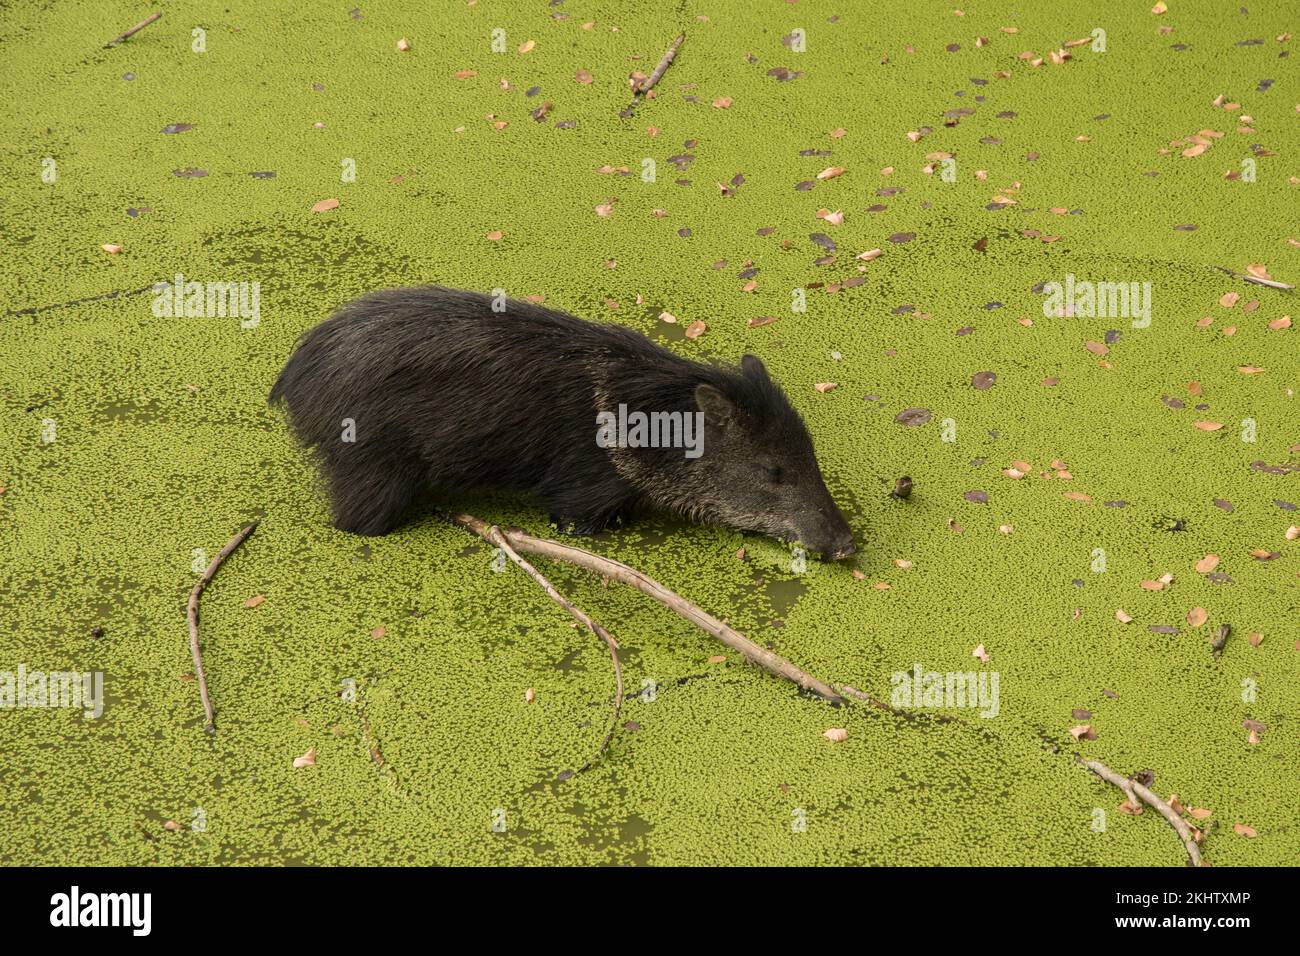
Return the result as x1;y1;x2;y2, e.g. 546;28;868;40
269;286;856;559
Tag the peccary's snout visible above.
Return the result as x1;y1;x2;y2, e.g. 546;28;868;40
798;509;856;561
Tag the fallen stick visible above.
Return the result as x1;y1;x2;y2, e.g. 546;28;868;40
622;32;685;115
449;513;843;705
1082;758;1204;867
187;521;258;732
104;11;162;48
9;282;158;318
446;514;623;772
1241;274;1294;290
637;32;685;96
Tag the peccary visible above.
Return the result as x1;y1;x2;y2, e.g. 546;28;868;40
269;286;856;559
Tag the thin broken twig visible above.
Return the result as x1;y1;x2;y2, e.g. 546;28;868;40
104;11;162;49
187;521;258;732
621;32;685;115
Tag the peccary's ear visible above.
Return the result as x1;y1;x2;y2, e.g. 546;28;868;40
740;354;771;383
695;383;738;427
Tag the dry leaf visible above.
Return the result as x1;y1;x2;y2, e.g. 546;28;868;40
1233;823;1257;838
972;643;990;663
311;198;340;213
524;687;535;703
485;230;503;241
1193;421;1224;431
517;39;536;54
370;626;386;639
396;37;411;52
1115;609;1133;624
244;594;264;608
1189;807;1213;820
1187;607;1207;628
814;382;837;393
706;654;726;664
817;166;845;180
101;243;123;254
684;320;706;339
823;728;848;743
1195;554;1220;573
1068;724;1097;740
712;96;733;109
292;748;317;769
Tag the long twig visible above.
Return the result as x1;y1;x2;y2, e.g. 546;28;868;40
8;282;157;318
622;32;685;115
104;11;162;48
447;514;623;773
448;513;843;705
1082;758;1204;866
187;521;258;732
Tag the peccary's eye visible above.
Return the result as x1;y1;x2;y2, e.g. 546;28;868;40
766;465;784;484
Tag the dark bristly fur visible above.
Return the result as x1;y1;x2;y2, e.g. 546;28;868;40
269;286;856;558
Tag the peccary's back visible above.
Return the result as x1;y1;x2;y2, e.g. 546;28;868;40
270;285;691;492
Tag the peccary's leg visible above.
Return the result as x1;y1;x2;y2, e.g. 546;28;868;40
543;489;636;537
323;446;427;536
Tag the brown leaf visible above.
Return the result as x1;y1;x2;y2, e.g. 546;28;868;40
684;320;707;339
1233;823;1257;838
311;198;340;213
1195;554;1220;573
1187;607;1207;628
244;594;265;608
823;727;849;742
292;748;317;769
